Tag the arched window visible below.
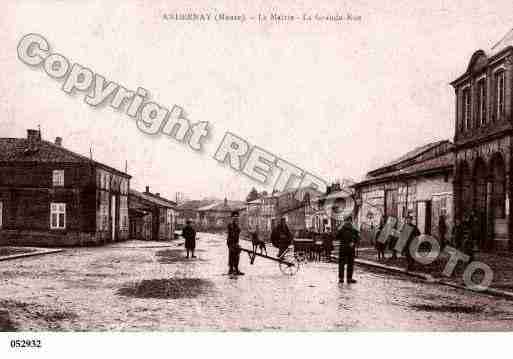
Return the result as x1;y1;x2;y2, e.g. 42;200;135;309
477;78;487;126
462;87;472;130
494;70;506;120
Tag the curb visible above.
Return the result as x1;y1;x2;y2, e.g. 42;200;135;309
346;256;513;300
353;258;436;282
0;249;64;262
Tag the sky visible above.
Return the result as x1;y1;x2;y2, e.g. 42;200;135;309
2;0;513;201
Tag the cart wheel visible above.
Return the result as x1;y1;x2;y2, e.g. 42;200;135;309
279;251;300;276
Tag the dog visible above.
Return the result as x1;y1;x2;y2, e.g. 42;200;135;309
251;231;267;255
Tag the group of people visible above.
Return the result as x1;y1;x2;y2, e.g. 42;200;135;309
181;210;362;283
227;213;294;275
451;210;482;261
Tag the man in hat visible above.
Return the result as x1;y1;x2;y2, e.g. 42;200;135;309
336;214;359;284
227;211;244;275
182;220;197;258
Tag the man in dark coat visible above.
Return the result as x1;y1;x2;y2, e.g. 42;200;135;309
336;215;359;284
182;220;196;258
227;211;243;275
271;217;293;258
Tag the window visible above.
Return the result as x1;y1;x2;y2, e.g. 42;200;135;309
462;87;471;130
477;79;487;125
50;203;66;229
52;170;64;187
495;70;506;120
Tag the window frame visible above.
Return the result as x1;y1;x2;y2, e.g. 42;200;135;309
495;69;506;120
461;86;472;131
50;202;66;229
52;169;64;187
477;78;487;126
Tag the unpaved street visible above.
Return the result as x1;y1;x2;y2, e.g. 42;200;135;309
2;233;513;331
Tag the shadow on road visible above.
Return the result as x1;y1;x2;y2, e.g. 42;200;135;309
117;278;214;299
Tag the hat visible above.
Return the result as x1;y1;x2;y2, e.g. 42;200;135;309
231;211;240;218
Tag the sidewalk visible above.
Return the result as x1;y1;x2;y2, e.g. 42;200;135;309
351;247;513;299
0;246;63;261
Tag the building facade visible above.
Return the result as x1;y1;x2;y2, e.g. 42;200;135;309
354;140;454;240
197;199;246;231
129;186;176;241
0;129;130;246
450;29;513;251
245;187;322;236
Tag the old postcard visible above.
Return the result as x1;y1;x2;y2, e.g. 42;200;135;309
1;0;513;357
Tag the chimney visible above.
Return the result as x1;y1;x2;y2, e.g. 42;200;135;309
55;137;62;146
27;129;41;142
145;186;150;193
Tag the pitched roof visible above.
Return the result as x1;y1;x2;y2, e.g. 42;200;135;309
356;151;454;187
197;200;246;212
0;137;130;177
130;189;176;208
176;200;216;211
372;140;448;173
264;186;323;200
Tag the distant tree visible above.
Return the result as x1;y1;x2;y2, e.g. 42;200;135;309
246;187;259;203
260;190;268;197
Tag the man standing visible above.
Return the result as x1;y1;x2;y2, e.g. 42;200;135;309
227;211;244;275
182;220;196;258
337;215;359;284
271;217;293;258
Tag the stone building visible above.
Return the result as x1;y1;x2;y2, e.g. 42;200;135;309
353;140;454;240
450;28;513;251
0;129;130;246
